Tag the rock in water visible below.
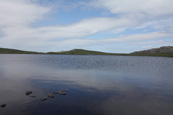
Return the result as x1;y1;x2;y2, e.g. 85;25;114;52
25;91;32;95
48;93;54;98
54;91;66;95
53;91;59;94
0;104;6;108
40;98;48;101
58;91;66;95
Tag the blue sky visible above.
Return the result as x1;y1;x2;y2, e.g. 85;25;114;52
0;0;173;53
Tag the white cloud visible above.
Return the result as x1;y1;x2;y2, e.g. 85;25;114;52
132;40;173;45
42;32;173;52
103;32;173;42
135;18;173;30
91;0;173;17
0;0;172;52
90;0;173;31
0;0;50;27
1;30;172;52
131;40;173;50
1;16;139;47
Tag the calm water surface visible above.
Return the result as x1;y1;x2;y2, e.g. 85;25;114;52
0;54;173;115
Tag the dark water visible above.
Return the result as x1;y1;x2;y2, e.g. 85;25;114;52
0;54;173;115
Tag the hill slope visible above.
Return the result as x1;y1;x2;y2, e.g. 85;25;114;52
132;46;173;54
0;46;173;57
0;48;41;54
131;46;173;57
47;49;123;55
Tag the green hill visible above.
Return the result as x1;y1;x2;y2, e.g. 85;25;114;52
0;46;173;57
130;46;173;57
47;49;125;55
0;48;42;54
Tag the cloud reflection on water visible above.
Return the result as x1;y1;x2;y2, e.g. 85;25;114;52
0;54;173;115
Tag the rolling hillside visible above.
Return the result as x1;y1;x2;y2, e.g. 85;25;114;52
0;46;173;57
130;46;173;57
47;49;124;55
0;48;42;54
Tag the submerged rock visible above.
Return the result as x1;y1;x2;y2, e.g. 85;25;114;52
29;96;36;98
40;98;48;101
53;91;59;94
25;91;32;95
0;104;6;108
59;91;66;95
48;93;54;98
54;91;66;95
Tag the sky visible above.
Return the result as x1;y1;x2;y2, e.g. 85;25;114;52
0;0;173;53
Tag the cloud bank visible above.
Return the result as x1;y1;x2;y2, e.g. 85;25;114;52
0;0;172;52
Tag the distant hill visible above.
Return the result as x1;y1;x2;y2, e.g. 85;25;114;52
132;46;173;54
47;49;123;55
131;46;173;57
0;46;173;57
0;48;42;54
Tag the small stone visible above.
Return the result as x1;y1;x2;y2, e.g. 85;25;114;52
40;98;48;101
53;91;58;94
25;91;32;95
48;93;54;98
55;91;66;95
0;104;6;108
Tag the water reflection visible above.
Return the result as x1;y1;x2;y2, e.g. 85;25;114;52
0;54;173;115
